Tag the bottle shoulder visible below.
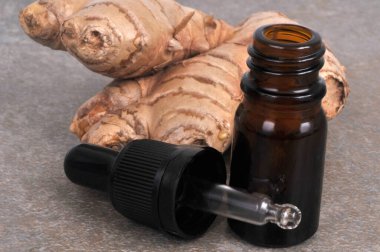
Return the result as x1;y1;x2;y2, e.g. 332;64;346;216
234;103;327;139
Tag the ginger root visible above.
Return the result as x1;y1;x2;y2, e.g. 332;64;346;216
19;0;90;50
20;0;234;78
69;12;349;152
19;1;349;152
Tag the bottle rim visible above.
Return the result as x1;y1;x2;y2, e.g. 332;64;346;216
253;24;324;60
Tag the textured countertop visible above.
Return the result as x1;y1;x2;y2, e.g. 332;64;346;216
1;0;379;251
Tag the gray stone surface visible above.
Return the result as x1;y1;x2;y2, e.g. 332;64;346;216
1;0;379;251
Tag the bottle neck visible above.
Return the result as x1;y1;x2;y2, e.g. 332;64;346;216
242;24;326;102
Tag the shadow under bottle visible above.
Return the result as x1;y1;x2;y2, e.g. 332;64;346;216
228;24;328;247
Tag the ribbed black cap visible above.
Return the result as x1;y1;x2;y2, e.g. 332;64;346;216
109;140;226;239
110;140;174;228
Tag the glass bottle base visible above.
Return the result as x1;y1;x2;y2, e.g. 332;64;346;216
228;218;318;248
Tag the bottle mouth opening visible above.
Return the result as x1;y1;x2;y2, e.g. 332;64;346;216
263;24;313;44
249;24;325;75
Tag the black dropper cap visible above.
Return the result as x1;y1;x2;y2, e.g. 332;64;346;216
64;140;226;239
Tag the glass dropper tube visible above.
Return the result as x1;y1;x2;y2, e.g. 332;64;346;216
182;177;302;230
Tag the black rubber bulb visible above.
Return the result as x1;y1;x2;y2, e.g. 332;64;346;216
64;140;301;239
64;144;118;191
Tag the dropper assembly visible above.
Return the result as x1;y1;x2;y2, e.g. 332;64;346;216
64;140;301;238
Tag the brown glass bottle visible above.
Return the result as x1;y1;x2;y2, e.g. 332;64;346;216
228;24;327;247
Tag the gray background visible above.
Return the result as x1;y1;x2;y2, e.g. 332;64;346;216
1;0;379;251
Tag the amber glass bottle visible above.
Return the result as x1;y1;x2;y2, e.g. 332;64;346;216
228;24;327;247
